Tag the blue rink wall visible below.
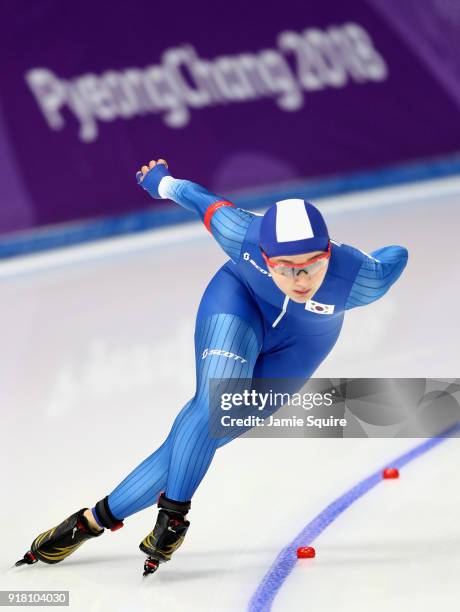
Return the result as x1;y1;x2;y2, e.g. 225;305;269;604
1;152;460;260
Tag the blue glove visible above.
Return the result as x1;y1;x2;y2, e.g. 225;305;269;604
136;163;171;199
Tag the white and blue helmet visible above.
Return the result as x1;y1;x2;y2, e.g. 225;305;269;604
259;199;329;257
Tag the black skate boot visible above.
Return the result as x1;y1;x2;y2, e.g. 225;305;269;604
139;493;191;576
15;497;123;567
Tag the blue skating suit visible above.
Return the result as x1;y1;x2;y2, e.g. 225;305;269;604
104;172;408;519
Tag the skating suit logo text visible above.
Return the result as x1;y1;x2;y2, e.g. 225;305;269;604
202;348;248;364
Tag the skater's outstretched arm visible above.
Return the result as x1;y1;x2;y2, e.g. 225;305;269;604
137;159;253;262
345;245;408;309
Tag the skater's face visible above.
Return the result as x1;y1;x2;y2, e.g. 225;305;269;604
267;250;329;303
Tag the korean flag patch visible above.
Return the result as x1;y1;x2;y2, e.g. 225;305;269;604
305;300;335;315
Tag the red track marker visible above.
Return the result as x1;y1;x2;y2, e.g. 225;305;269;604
383;467;399;479
297;546;315;559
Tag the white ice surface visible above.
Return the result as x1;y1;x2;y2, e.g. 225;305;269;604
1;177;459;611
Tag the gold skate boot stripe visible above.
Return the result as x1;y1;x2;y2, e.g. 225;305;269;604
40;541;84;556
33;529;52;548
37;546;82;559
141;532;158;550
33;526;58;548
34;531;50;547
38;551;67;562
163;536;185;555
153;536;186;561
140;530;186;558
38;543;84;561
33;533;45;548
39;552;68;562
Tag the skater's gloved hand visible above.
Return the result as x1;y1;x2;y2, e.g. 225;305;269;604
136;159;171;199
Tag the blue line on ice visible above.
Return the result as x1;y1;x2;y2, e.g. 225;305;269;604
248;423;460;612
